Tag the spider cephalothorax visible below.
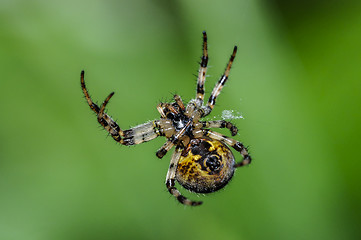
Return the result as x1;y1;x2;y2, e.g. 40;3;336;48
81;31;252;206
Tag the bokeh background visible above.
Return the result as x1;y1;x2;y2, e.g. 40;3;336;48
1;0;361;239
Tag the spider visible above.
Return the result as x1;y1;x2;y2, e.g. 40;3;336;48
80;31;252;206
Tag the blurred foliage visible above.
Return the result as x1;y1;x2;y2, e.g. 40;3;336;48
1;0;361;239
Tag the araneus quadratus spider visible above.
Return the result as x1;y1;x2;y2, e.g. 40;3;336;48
80;31;251;206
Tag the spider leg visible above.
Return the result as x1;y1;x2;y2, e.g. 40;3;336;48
81;71;160;145
100;92;160;145
81;70;101;114
173;95;185;111
203;46;237;116
121;121;162;145
81;71;124;139
156;103;167;118
200;129;251;168
165;147;203;206
195;31;209;107
157;96;185;119
196;120;238;136
156;117;193;158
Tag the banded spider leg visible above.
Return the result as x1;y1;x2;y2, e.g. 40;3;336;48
81;70;161;146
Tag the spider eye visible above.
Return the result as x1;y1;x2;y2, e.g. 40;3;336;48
205;155;221;171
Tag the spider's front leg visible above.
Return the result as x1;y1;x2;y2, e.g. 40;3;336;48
203;46;237;117
81;71;160;145
195;31;209;107
165;147;203;206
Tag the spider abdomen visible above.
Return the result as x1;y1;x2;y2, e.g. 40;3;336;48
176;138;235;193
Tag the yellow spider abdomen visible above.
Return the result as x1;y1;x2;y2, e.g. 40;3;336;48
176;138;235;193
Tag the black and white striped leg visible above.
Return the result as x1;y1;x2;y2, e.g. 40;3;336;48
98;93;160;145
80;71;101;114
81;70;160;146
81;71;125;142
199;120;238;136
121;121;161;146
203;46;237;116
98;94;160;145
203;129;251;168
195;31;209;107
165;147;203;206
156;139;175;159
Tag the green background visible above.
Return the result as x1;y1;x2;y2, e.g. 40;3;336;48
1;0;361;239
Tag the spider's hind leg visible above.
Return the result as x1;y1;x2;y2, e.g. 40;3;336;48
166;147;203;206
